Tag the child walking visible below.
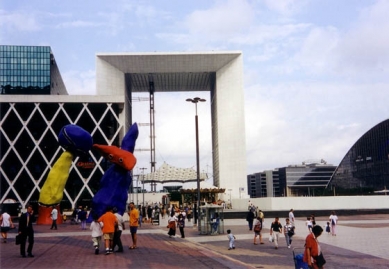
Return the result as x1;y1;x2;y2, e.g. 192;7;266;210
325;221;331;234
306;217;313;233
90;213;103;255
227;229;236;250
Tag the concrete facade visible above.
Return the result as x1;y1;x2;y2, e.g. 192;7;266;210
96;51;247;199
232;196;389;212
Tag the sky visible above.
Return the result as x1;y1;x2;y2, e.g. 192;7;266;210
2;0;389;186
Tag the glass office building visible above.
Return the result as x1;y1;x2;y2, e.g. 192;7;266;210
248;162;336;197
329;119;389;193
247;169;280;197
278;163;336;196
0;45;67;95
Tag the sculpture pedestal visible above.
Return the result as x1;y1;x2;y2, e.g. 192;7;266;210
36;204;63;225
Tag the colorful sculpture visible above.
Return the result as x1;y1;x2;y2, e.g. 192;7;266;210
89;123;138;219
37;124;93;224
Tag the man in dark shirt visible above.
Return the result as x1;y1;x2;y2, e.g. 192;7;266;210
246;209;255;231
18;205;35;258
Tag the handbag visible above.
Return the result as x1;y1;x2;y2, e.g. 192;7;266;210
268;235;274;242
315;252;326;267
287;227;295;237
254;224;261;232
15;234;21;245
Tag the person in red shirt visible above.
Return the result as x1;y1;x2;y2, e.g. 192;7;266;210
98;206;118;255
303;225;324;268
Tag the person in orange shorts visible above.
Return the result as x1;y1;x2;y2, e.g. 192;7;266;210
98;206;118;255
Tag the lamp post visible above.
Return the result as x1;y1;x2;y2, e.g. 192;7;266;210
139;167;147;206
228;189;232;209
136;174;139;205
186;97;206;232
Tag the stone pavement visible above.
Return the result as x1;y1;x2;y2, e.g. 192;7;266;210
1;214;389;269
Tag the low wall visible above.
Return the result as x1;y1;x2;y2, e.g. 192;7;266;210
232;196;389;211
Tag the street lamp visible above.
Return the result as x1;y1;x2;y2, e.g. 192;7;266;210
139;167;147;206
136;174;139;205
228;189;232;209
186;97;206;232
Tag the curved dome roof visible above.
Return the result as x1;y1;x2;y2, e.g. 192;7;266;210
141;162;207;183
330;119;389;190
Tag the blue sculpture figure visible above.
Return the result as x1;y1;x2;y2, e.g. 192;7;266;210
89;123;138;219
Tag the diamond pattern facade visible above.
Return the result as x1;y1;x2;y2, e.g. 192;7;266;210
0;98;124;210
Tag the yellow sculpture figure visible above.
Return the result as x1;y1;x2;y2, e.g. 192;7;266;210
38;151;73;205
37;124;93;225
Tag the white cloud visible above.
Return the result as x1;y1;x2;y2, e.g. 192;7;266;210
290;26;339;74
55;20;102;29
183;0;255;40
275;0;389;80
0;10;41;32
334;0;389;78
262;0;308;15
132;91;212;171
231;23;311;46
63;70;96;95
244;79;389;173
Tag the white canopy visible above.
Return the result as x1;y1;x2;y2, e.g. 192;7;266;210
182;181;218;189
141;162;207;183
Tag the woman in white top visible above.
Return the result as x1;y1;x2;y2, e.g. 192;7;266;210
1;211;14;243
167;212;177;238
329;211;338;236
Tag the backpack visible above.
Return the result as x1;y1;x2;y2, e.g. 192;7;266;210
331;218;335;225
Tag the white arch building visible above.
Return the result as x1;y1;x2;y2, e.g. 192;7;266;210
96;51;247;199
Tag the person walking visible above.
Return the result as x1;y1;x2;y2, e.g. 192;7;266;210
1;210;14;243
284;218;294;248
289;209;295;225
253;216;263;245
325;222;331;234
98;206;117;255
303;225;326;269
18;205;35;258
258;209;264;227
227;229;236;250
248;200;253;210
329;211;338;236
270;217;282;249
90;213;103;255
147;205;152;223
50;206;58;230
177;213;185;238
128;202;139;249
138;205;143;227
112;207;125;253
211;213;220;234
167;211;177;238
306;217;313;233
246;209;255;231
78;207;88;230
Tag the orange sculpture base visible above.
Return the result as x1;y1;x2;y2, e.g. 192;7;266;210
36;204;63;225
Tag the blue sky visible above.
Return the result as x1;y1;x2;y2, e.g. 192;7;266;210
2;0;389;182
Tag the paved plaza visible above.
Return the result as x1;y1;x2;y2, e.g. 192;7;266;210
1;214;389;269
